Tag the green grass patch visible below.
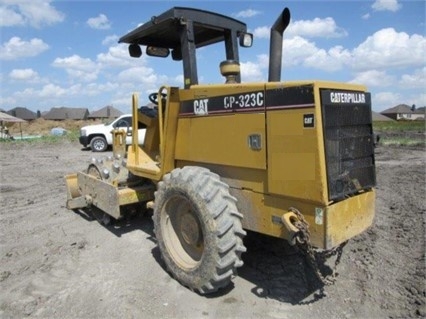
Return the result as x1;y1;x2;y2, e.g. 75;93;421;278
374;121;425;147
0;130;80;144
380;137;425;147
374;120;425;133
38;131;80;143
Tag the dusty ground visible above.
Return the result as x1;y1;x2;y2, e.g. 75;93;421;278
0;140;425;319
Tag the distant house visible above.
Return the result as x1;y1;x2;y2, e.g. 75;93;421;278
7;107;37;121
412;107;425;121
381;104;413;121
43;107;89;120
88;105;123;120
372;111;394;122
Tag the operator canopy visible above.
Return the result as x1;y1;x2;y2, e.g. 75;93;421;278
118;7;253;87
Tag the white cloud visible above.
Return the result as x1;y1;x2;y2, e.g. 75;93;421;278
97;44;141;68
373;91;403;111
399;67;426;89
87;13;111;30
287;17;347;38
52;54;99;81
111;96;132;109
117;66;157;85
240;61;264;82
0;37;49;60
256;54;270;70
102;35;118;46
53;54;97;72
362;13;371;20
39;83;67;97
409;93;426;108
373;91;426;112
352;28;426;71
9;68;39;80
70;70;98;82
253;18;351;72
350;70;395;87
282;36;319;67
15;84;66;100
0;6;24;26
372;0;402;12
235;9;261;18
0;93;15;107
0;0;64;28
271;28;425;74
253;17;346;40
84;82;119;95
304;45;351;71
13;81;123;106
253;26;270;39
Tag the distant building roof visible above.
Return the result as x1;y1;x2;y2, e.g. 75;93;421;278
381;104;413;114
413;106;425;114
88;105;123;119
7;107;37;120
43;107;89;120
372;111;394;121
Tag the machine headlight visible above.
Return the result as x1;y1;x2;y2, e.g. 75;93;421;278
80;129;86;136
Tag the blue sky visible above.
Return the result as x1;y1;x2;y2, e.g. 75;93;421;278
0;0;425;113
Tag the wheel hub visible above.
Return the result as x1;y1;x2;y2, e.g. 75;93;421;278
162;196;204;268
180;212;200;246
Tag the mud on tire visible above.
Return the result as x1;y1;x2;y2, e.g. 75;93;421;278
153;166;246;294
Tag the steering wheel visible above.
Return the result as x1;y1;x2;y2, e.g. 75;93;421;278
149;92;167;105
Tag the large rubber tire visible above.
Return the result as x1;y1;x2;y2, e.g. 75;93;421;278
153;166;246;294
90;136;108;152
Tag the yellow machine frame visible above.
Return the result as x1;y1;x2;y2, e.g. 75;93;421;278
65;6;376;294
124;80;375;249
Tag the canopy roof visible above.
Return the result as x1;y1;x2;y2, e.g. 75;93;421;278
119;7;248;88
119;7;247;49
0;111;26;123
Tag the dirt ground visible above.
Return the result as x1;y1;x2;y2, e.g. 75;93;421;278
0;140;425;319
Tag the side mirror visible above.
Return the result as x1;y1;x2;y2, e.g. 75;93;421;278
172;48;182;61
146;46;170;58
128;44;142;58
239;33;253;47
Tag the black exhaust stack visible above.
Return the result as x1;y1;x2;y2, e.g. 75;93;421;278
268;8;291;82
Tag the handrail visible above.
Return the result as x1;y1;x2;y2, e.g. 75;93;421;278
157;86;169;162
132;93;139;164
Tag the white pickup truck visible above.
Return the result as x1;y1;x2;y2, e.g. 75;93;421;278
79;114;146;152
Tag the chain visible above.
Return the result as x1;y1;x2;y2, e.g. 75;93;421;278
289;207;347;286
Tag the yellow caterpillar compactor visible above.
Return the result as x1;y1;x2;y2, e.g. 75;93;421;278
65;6;376;294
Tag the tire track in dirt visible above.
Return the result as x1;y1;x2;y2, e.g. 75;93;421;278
1;142;425;319
346;146;426;318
